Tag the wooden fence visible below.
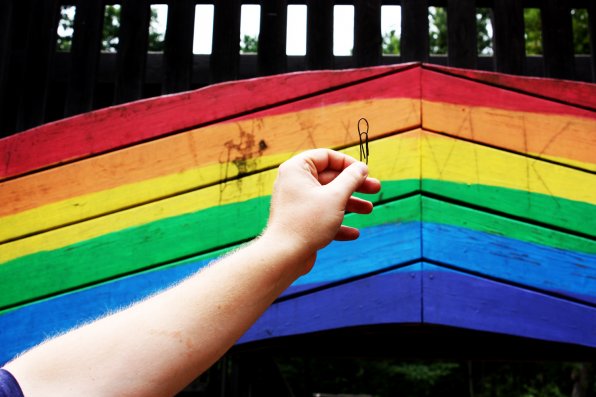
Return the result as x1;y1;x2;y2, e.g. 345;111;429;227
0;0;594;137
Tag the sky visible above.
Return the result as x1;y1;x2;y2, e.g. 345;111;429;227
152;4;401;56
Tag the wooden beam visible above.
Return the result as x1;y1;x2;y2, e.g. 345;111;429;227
114;0;150;104
492;0;525;75
306;0;333;70
541;0;575;79
163;0;195;93
210;0;241;83
258;0;287;76
401;0;429;62
354;0;382;67
65;0;104;116
447;0;477;69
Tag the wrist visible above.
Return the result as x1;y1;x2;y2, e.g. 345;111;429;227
258;226;316;277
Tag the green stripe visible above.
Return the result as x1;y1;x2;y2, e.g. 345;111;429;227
423;179;596;237
422;197;596;254
0;183;420;310
1;178;593;310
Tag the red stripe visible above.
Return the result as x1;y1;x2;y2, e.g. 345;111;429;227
0;64;414;180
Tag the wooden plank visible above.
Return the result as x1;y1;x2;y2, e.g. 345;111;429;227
15;0;60;131
114;0;150;104
354;0;382;67
0;263;423;365
422;198;596;304
423;64;596;109
446;0;477;69
420;131;596;235
0;70;421;241
0;130;420;248
242;265;423;344
541;0;575;80
422;263;596;348
492;0;525;75
64;0;105;116
162;0;195;93
258;0;287;76
590;1;596;82
210;0;241;83
0;64;410;180
0;193;420;311
306;0;333;70
400;0;429;62
0;0;15;137
421;69;596;171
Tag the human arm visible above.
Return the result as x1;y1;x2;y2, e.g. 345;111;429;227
5;149;381;397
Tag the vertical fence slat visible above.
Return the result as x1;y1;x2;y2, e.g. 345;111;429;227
211;0;241;83
447;0;477;68
163;0;195;92
0;0;15;136
16;0;60;131
492;0;525;75
541;0;575;79
590;1;596;82
401;0;429;62
258;0;287;76
354;0;382;67
65;0;105;116
306;0;333;70
114;0;150;104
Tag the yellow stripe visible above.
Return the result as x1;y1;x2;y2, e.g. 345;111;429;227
420;131;596;204
0;133;420;264
0;98;419;242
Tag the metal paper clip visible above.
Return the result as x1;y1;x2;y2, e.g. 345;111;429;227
358;117;369;164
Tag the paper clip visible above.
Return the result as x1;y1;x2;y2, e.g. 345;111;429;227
358;117;369;164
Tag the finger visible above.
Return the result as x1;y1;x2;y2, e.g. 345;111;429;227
334;225;360;241
326;162;369;202
298;149;358;174
319;171;381;194
346;196;373;214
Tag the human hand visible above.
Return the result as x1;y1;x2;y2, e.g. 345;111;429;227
264;149;381;273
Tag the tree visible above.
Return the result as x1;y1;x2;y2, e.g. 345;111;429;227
56;5;165;53
240;34;258;53
429;7;448;54
524;8;542;55
382;29;400;55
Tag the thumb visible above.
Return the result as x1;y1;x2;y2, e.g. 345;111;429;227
327;162;368;201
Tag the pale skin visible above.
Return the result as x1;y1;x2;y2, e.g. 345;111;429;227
5;149;381;397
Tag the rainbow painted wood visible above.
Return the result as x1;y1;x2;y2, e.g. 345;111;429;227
0;63;595;364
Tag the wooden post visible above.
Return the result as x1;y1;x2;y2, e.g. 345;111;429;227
15;0;60;132
0;0;15;136
401;0;429;62
306;0;333;70
492;0;525;75
258;0;287;76
210;0;241;83
163;0;195;93
589;1;596;82
354;0;382;67
447;0;477;69
541;0;575;80
65;0;104;116
114;0;150;104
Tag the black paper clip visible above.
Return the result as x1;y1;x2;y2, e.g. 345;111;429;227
358;117;369;164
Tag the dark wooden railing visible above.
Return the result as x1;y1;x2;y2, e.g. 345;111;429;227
0;0;594;137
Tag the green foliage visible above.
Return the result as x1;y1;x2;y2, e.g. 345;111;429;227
56;5;164;53
240;34;258;53
429;7;448;55
476;8;493;55
56;6;75;52
572;9;590;54
382;30;400;55
524;8;543;55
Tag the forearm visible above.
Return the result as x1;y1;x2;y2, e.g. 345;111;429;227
6;232;307;397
